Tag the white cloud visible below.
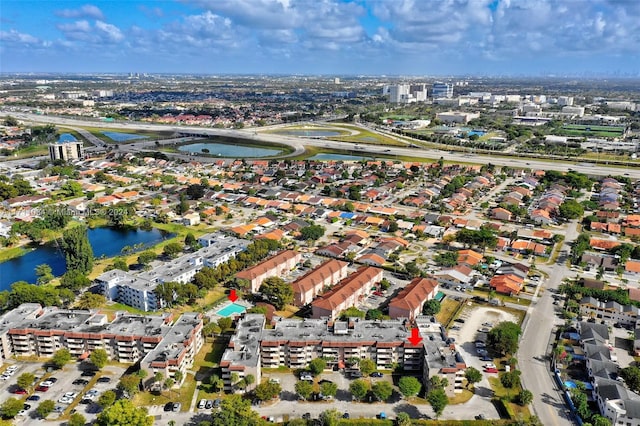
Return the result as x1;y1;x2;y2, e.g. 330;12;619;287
95;21;124;42
0;29;40;45
55;4;104;20
56;19;124;45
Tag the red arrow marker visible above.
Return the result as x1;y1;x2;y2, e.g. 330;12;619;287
228;289;238;302
407;328;423;346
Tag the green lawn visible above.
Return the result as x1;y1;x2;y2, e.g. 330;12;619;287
488;376;531;420
0;246;30;263
133;373;197;412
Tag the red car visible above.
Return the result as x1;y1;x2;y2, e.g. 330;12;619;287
373;291;384;297
12;388;27;394
35;386;49;392
484;368;498;374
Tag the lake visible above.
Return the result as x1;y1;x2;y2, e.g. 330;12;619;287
178;142;282;158
0;227;172;291
102;131;149;142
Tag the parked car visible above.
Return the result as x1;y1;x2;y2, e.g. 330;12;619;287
164;403;174;412
213;399;221;408
26;395;41;402
454;318;465;323
97;377;111;383
12;388;27;394
302;413;311;420
35;386;49;392
198;399;206;409
73;379;89;386
343;413;350;419
172;402;181;412
370;372;383;378
350;371;363;378
484;367;499;373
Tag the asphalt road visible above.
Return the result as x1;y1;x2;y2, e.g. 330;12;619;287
517;221;580;426
4;112;640;179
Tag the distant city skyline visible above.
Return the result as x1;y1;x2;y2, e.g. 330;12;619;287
1;0;639;77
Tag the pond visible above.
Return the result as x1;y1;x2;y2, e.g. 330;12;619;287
178;142;282;158
0;227;172;291
101;131;149;142
58;133;78;142
273;130;343;137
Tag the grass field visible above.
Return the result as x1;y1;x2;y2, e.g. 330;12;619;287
74;125;174;144
133;373;197;412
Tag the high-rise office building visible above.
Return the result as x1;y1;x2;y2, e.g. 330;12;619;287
432;82;453;99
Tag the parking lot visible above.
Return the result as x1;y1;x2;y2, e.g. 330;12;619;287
1;360;126;424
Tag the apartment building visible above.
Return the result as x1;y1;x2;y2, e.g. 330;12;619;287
236;250;302;293
388;277;439;320
291;259;349;306
1;304;202;380
220;314;465;395
0;303;42;362
579;296;639;327
97;234;248;311
140;312;203;387
311;266;384;319
48;140;84;162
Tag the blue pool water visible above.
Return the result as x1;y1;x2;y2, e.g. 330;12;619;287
467;130;486;137
215;303;246;317
564;381;577;388
102;131;149;142
58;133;78;142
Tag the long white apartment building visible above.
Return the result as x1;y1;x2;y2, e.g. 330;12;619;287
220;314;466;394
97;233;248;311
0;304;202;385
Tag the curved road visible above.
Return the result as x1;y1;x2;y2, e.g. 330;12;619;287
4;112;640;179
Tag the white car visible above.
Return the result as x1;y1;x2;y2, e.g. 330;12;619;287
84;390;99;400
484;363;496;369
198;399;206;409
58;396;73;404
40;380;54;387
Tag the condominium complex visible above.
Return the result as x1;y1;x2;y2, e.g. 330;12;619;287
291;259;349;306
97;233;248;311
235;250;302;293
220;314;467;394
0;304;202;385
388;277;439;320
311;266;384;319
387;84;428;104
48;141;84;162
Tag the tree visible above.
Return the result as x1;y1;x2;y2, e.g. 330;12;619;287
164;377;175;390
111;257;128;271
173;370;183;385
320;381;338;398
299;224;326;241
202;322;221;341
516;389;533;406
427;388;448;418
396;412;412;426
117;374;142;397
0;397;23;419
308;358;327;376
51;348;71;369
359;358;376;376
163;242;183;259
430;376;448;389
61;181;84;197
96;400;153;426
620;366;640;393
60;269;91;291
319;409;341;426
137;250;157;266
366;308;383;320
372;381;393;401
434;251;458;267
97;390;116;408
61;226;94;274
16;372;35;391
217;317;233;332
90;348;109;369
211;394;262;425
76;292;106;309
295;380;313;400
422;299;441;315
398;376;422;398
464;367;482;389
349;379;370;401
185;184;206;200
487;321;522;356
36;400;55;418
254;382;281;401
559;200;585;220
591;414;612;426
245;374;255;390
68;412;87;426
260;276;293;310
35;264;54;285
500;370;522;388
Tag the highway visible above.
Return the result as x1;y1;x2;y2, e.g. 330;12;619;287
4;112;640;179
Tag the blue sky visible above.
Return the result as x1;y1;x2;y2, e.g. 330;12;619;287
1;0;639;76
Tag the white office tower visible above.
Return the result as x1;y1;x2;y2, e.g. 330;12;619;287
432;82;453;99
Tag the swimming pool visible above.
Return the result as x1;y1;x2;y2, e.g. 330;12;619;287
215;303;246;317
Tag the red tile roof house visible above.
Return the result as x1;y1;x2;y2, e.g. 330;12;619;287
291;259;349;306
311;266;383;320
491;207;513;221
490;274;524;295
236;250;302;293
388;277;439;320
